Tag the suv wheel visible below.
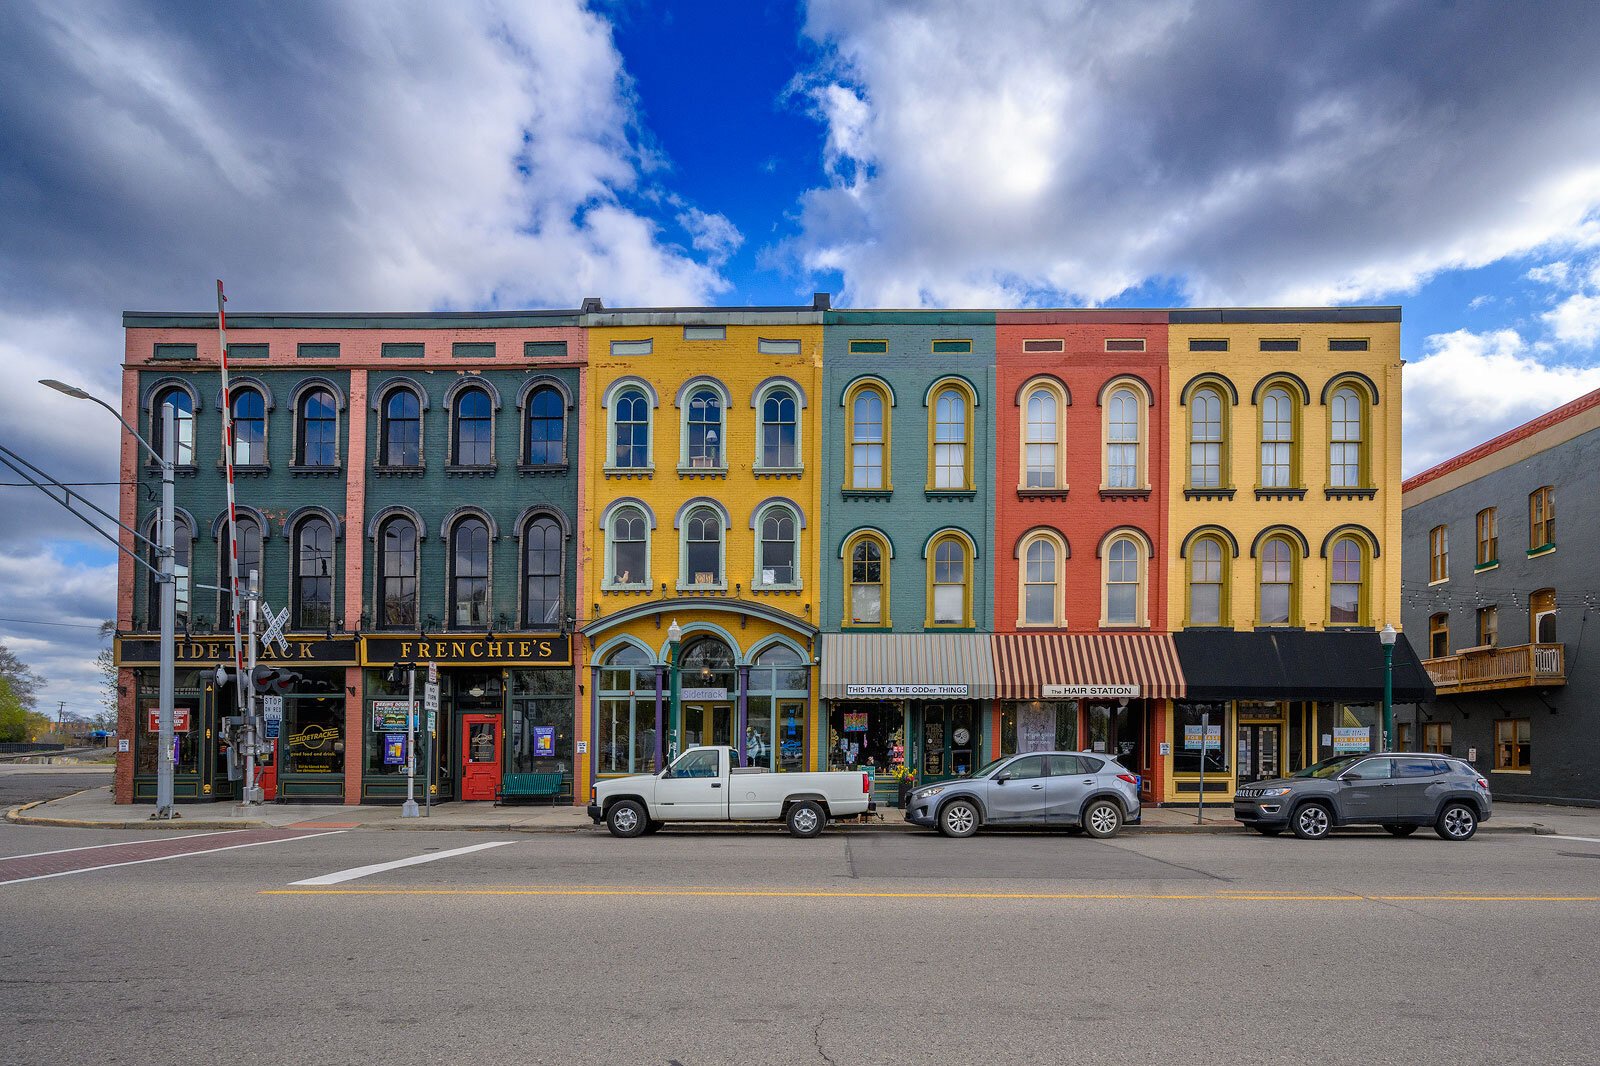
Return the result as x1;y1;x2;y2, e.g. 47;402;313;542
1082;799;1123;839
606;799;647;839
1435;802;1478;841
1291;802;1333;840
1383;824;1417;837
939;799;980;838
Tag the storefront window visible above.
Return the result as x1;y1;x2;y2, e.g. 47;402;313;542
1173;701;1229;774
828;704;904;775
599;645;657;775
510;668;573;775
1011;700;1078;753
747;643;808;771
1086;700;1142;771
134;670;202;776
1319;702;1378;762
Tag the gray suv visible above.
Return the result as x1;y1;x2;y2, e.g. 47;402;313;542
904;751;1142;838
1234;753;1493;841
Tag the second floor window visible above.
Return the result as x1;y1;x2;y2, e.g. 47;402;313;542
1188;535;1226;626
1429;525;1448;582
756;507;797;587
1476;508;1497;566
297;388;338;467
1429;612;1449;658
1022;535;1059;626
1476;605;1497;647
1259;538;1294;625
449;517;490;627
930;536;969;625
293;517;334;629
683;507;724;587
1329;538;1363;625
607;506;649;588
377;516;418;628
522;516;562;627
1105;537;1142;625
219;515;262;623
147;514;193;625
1529;486;1554;550
453;388;492;466
847;534;886;625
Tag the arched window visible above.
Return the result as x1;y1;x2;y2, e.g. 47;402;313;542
755;505;798;588
1187;535;1227;627
1328;537;1365;625
759;387;799;469
1530;588;1556;644
681;506;724;588
1020;533;1062;627
296;388;338;467
230;388;266;466
748;642;809;772
376;516;418;628
613;388;650;469
930;385;972;490
928;533;972;627
219;515;262;623
522;516;562;627
381;388;421;467
293;516;334;630
448;516;490;628
847;384;889;489
598;643;657;775
452;387;493;466
678;638;737;749
845;532;888;626
1429;612;1450;659
1476;507;1498;567
605;506;649;589
1104;536;1145;626
1259;386;1296;488
1529;486;1554;551
525;386;564;466
146;513;193;626
685;387;724;469
1188;386;1225;489
151;387;195;466
1104;386;1145;489
1328;385;1365;489
1429;525;1449;582
1258;537;1295;626
1021;382;1064;489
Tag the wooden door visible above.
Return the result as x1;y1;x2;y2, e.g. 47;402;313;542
460;714;502;801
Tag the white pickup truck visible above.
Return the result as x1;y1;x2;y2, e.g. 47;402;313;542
587;746;874;837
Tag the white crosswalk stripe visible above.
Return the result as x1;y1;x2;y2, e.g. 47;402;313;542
289;840;515;885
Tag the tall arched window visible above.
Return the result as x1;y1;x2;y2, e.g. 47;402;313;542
381;387;421;467
452;387;493;466
1187;535;1227;626
376;516;418;628
760;387;799;469
522;516;562;627
296;388;338;467
605;506;650;589
846;532;888;626
1105;386;1143;489
146;514;193;626
1329;537;1365;625
685;387;724;468
1188;386;1225;489
681;507;724;588
1259;387;1295;488
293;516;334;630
1104;536;1144;626
756;505;798;588
219;515;262;623
525;386;564;466
1530;588;1557;643
598;643;657;775
449;516;490;628
1328;386;1364;489
931;385;972;490
747;643;809;772
613;388;650;469
1022;382;1064;489
1020;533;1062;627
848;384;888;489
1258;537;1295;626
928;533;972;627
1529;486;1555;551
151;387;195;466
231;388;266;466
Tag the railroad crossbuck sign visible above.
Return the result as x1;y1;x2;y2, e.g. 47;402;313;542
259;601;291;657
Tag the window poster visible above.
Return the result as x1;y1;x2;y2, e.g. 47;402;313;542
843;712;868;733
1018;704;1054;752
383;733;406;766
533;725;555;757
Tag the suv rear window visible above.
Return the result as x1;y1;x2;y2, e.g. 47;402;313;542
1075;756;1105;773
1395;758;1441;778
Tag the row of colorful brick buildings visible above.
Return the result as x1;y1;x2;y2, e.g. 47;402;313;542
111;297;1431;809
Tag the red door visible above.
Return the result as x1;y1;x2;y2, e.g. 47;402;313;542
460;715;503;802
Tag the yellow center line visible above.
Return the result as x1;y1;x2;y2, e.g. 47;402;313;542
258;887;1600;902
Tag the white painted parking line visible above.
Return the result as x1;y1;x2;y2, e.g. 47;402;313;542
0;830;240;863
1545;835;1600;845
0;831;347;887
289;841;516;886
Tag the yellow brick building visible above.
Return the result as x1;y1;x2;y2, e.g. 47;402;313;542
575;301;828;799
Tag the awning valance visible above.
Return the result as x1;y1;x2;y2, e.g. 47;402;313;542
820;634;996;700
991;633;1186;701
1173;630;1434;703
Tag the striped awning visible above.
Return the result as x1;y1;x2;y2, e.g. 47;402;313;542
820;633;997;701
991;634;1186;701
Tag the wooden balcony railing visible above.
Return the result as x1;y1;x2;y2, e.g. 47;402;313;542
1422;642;1565;695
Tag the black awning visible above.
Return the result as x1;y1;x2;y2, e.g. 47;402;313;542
1173;630;1434;703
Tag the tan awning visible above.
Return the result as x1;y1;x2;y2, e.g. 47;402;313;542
991;633;1186;701
820;633;996;700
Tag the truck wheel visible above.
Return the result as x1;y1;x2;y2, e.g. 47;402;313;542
787;801;826;838
606;799;647;839
1082;799;1123;839
939;799;979;838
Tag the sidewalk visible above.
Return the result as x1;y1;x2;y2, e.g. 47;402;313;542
9;782;1594;836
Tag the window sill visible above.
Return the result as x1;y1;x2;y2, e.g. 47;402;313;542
601;584;653;595
1474;561;1499;573
289;465;343;477
1183;488;1236;500
677;465;728;478
1428;578;1449;587
1252;625;1305;631
752;584;804;594
445;465;497;477
1324;625;1374;633
604;466;654;478
843;623;892;630
1017;487;1069;499
147;462;199;477
1490;768;1532;775
675;583;729;594
1254;487;1307;500
1527;544;1556;558
1099;622;1151;630
373;464;425;477
1325;487;1378;500
925;488;977;500
216;462;271;476
1099;488;1152;501
840;487;892;499
925;624;977;632
517;462;568;477
753;467;804;478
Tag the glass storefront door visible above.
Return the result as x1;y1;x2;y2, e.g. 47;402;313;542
1086;701;1142;774
918;702;979;782
1237;723;1282;783
682;703;732;748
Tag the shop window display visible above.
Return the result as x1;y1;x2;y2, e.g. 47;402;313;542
746;643;809;771
828;705;904;778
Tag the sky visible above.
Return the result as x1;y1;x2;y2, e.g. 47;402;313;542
2;0;1600;715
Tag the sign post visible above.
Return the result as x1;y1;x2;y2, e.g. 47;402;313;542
402;664;419;818
1197;712;1210;825
422;671;438;818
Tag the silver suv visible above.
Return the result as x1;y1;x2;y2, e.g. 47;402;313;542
1234;753;1493;841
904;751;1142;838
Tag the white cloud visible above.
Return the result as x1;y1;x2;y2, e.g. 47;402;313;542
1403;329;1600;476
1544;293;1600;348
789;1;1600;308
0;544;118;716
677;208;745;267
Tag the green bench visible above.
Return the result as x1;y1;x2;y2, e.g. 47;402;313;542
496;772;566;806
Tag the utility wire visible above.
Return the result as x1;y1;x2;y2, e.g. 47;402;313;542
0;616;108;630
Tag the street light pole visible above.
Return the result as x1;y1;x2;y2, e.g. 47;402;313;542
666;619;682;767
1380;623;1397;753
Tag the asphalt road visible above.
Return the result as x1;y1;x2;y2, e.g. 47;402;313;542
0;765;112;807
2;819;1597;1066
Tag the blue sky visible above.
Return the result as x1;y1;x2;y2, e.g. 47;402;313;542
2;0;1600;711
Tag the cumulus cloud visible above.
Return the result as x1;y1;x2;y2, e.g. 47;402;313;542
1403;329;1600;476
789;0;1600;309
677;208;745;267
0;546;118;716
